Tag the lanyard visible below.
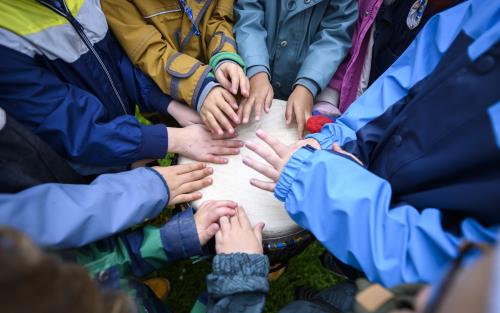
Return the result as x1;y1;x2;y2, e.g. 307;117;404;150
178;0;201;36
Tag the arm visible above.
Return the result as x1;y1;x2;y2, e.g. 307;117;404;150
101;0;210;107
275;148;498;287
308;2;471;155
234;0;270;78
207;254;269;313
295;0;358;97
0;168;168;249
77;209;202;279
0;45;167;166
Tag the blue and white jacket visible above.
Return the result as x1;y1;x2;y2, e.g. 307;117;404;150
275;0;500;287
0;0;172;168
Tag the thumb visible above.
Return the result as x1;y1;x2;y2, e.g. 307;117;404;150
201;223;220;245
253;222;265;244
216;69;232;91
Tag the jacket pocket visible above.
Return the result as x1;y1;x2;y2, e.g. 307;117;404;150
166;52;202;78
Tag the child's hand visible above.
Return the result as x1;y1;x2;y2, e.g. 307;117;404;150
152;163;213;205
167;99;202;127
215;62;250;97
168;124;243;164
216;206;265;254
286;85;314;139
195;200;238;245
200;87;240;136
238;72;274;123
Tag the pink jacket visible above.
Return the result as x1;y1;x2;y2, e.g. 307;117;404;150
329;0;383;113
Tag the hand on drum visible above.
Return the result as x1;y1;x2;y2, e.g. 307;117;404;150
168;124;244;164
242;130;320;192
286;85;314;139
215;206;265;254
238;72;274;123
194;200;238;245
152;163;213;205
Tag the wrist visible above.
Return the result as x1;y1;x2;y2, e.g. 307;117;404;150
166;127;183;154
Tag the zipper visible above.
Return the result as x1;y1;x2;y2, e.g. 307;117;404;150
38;0;128;115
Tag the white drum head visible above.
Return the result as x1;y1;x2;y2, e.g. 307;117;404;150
178;99;302;240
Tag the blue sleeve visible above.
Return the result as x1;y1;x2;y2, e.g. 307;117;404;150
0;46;167;166
308;2;472;157
113;42;172;116
0;167;169;249
207;253;269;313
295;0;358;96
234;0;270;72
275;148;498;287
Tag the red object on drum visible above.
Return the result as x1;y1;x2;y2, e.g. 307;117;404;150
306;115;334;133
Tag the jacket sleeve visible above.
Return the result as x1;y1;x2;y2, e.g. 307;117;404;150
308;2;471;159
0;46;168;166
234;0;270;78
74;208;202;280
275;148;498;287
295;0;358;97
205;0;239;59
102;0;211;108
0;168;169;249
207;253;269;313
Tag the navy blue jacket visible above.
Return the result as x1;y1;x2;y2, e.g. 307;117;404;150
275;0;500;287
0;0;172;169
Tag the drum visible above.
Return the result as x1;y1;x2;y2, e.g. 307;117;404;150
178;99;313;263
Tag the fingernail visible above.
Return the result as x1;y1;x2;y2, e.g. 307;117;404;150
243;118;248;123
255;116;260;121
208;167;213;173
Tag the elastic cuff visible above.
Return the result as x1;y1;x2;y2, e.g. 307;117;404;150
196;81;220;112
247;65;270;79
137;124;168;160
294;78;320;98
214;60;239;73
143;167;170;207
146;85;172;116
209;52;246;72
160;207;202;261
213;253;269;276
306;131;336;150
275;147;315;201
207;254;270;295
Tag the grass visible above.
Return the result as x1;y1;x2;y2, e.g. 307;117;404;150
160;241;340;313
137;110;341;312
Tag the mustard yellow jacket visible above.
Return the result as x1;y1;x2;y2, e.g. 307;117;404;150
102;0;244;109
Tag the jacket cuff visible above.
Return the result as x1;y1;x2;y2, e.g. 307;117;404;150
160;207;202;261
294;78;320;98
275;147;315;202
196;80;220;112
209;52;246;72
137;124;168;160
247;65;270;79
306;131;336;150
207;253;270;295
142;167;170;207
146;85;172;117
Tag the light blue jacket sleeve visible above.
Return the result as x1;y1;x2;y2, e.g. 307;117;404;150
0;167;168;249
234;0;270;75
296;0;358;95
308;1;472;153
275;148;498;287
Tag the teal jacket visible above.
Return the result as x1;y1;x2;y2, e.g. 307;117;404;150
234;0;358;99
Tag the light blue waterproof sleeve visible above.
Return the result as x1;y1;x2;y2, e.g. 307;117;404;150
275;148;498;287
0;167;168;249
308;1;472;152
